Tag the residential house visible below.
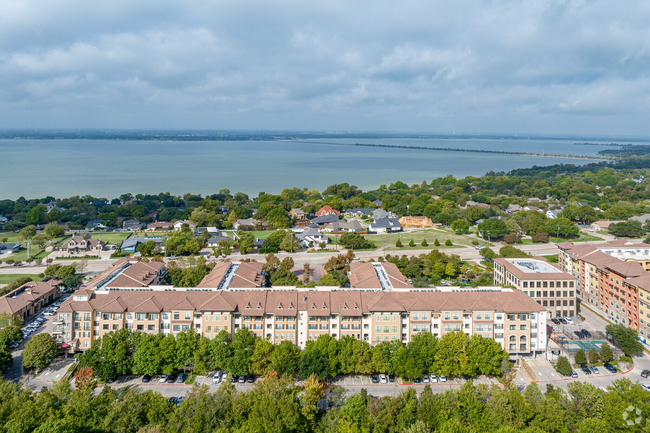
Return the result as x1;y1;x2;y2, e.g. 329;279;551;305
527;198;542;203
173;220;196;231
85;220;107;231
322;220;363;233
194;227;220;236
315;206;340;217
630;214;650;224
369;218;402;233
523;206;541;212
0;243;22;255
54;234;106;257
590;220;616;231
372;210;397;221
546;209;560;219
289;209;306;220
505;204;521;214
0;279;60;320
122;219;146;231
344;208;374;218
0;216;8;223
121;237;164;253
207;233;233;247
310;214;340;226
372;199;382;206
297;228;328;247
146;221;174;231
233;218;262;230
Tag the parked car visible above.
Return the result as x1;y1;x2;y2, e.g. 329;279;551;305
246;375;255;383
590;366;600;374
641;370;650;378
176;396;184;407
642;384;650;391
238;376;246;383
571;370;578;378
379;374;387;384
573;330;584;339
421;374;430;383
438;375;447;383
604;362;617;373
558;318;567;324
230;375;238;383
212;374;222;385
371;374;379;384
388;374;395;383
429;374;438;383
580;364;591;375
141;375;152;383
565;318;575;325
412;377;421;384
176;373;185;383
582;330;592;338
168;397;178;405
551;318;559;325
166;375;176;383
159;374;169;383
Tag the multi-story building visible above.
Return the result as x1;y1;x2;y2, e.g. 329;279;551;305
83;257;167;291
0;279;60;320
57;260;546;356
493;258;577;317
557;240;650;341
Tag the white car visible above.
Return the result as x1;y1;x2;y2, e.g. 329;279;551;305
430;374;438;383
565;317;574;325
642;383;650;391
439;375;447;383
379;374;387;384
159;374;169;383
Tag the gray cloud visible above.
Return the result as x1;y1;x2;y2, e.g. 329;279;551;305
1;0;649;135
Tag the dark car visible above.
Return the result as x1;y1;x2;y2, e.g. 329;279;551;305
168;397;177;404
230;375;238;383
176;396;184;407
413;377;421;384
166;375;176;383
246;375;255;383
141;375;152;383
389;374;395;383
559;318;567;324
176;373;185;383
371;374;379;384
641;370;650;378
604;362;617;373
107;377;117;384
582;330;592;338
580;364;591;375
551;318;559;325
573;330;584;339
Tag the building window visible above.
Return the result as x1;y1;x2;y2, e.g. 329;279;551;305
413;312;419;320
172;325;180;332
137;325;144;330
444;312;450;320
136;313;145;321
185;312;191;320
173;313;179;320
148;325;155;331
182;325;190;331
162;313;169;320
149;313;158;320
102;324;109;330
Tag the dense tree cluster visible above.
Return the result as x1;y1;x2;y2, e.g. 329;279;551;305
77;328;508;381
0;374;648;432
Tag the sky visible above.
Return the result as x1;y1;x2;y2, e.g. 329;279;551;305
1;0;650;136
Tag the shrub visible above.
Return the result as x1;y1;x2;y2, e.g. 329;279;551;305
396;240;402;248
408;239;415;247
532;232;549;243
503;234;516;244
445;239;452;246
555;356;572;376
258;247;278;254
434;239;440;246
421;239;428;247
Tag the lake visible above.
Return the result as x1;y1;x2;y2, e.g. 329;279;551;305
0;138;618;199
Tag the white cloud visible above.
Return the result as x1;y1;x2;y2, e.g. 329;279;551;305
0;0;649;134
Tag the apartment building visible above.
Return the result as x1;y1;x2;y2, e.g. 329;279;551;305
57;258;546;355
557;240;650;339
493;258;577;317
83;257;167;291
0;279;60;320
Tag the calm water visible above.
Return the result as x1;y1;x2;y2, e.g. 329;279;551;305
0;138;614;199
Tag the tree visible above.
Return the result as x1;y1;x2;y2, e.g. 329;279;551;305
396;239;403;248
315;273;342;287
432;331;470;376
421;239;428;247
44;223;65;239
17;225;37;243
31;233;49;249
575;348;587;365
339;233;372;249
25;205;47;225
228;328;255;376
532;232;549;243
250;338;275;376
279;231;300;253
555;356;572;376
499;245;530;258
608;220;646;238
299;348;330;379
479;247;497;260
74;366;97;390
22;333;59;370
606;324;644;356
451;219;470;234
408;239;415;247
238;232;255;254
271;340;300;377
544;217;579;239
434;239;440;246
0;347;12;373
588;348;600;364
600;342;614;362
444;239;452;246
137;240;157;257
477;219;508;239
280;256;295;271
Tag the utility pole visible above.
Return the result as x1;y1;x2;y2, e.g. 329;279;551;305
27;240;30;260
556;225;560;242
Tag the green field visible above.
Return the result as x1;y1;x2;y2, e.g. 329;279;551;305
364;228;477;248
0;274;39;285
90;233;131;245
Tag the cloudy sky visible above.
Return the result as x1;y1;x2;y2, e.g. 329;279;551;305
1;0;649;135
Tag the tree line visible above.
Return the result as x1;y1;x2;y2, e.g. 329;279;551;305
77;328;508;381
0;373;648;432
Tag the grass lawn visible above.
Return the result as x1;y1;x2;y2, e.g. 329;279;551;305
55;256;101;261
90;233;131;245
384;245;463;252
365;228;476;248
6;248;50;262
0;274;39;285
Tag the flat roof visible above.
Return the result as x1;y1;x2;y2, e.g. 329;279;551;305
509;260;563;274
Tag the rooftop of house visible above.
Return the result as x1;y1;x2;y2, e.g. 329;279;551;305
0;280;60;315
